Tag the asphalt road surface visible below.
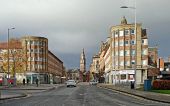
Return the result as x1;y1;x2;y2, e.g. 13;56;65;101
1;82;170;106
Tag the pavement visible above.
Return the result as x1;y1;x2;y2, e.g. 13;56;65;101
97;83;170;104
1;83;169;106
0;84;62;100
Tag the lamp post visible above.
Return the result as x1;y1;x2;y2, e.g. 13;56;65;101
11;49;17;85
7;28;15;80
121;0;137;88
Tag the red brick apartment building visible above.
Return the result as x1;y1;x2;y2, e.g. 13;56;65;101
0;36;64;84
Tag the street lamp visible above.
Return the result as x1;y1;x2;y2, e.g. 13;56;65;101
7;27;15;80
121;0;137;89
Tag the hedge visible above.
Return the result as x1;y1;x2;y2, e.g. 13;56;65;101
152;80;170;90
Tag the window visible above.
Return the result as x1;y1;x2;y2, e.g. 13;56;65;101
28;57;30;61
39;58;42;61
125;40;129;45
142;49;148;55
32;64;35;69
39;49;42;53
34;41;37;45
142;39;148;45
125;61;130;66
112;42;114;47
30;41;33;45
142;60;147;66
125;29;129;35
120;61;124;66
119;50;124;56
39;42;42;45
115;31;118;37
34;49;38;53
27;41;29;45
131;60;135;65
128;74;134;80
125;50;129;56
115;61;118;66
115;41;118;47
119;30;124;36
121;74;126;80
115;51;118;56
142;40;144;44
131;29;135;35
131;40;135;45
119;40;124;46
31;57;34;61
131;50;135;56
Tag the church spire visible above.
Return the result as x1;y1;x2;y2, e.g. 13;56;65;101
80;48;86;73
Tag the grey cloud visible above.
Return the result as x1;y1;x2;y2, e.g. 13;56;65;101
0;0;170;68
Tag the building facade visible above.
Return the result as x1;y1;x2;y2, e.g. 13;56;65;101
90;54;100;81
0;39;23;83
102;40;111;83
67;69;80;81
48;51;64;84
0;36;64;84
107;17;148;87
21;36;48;84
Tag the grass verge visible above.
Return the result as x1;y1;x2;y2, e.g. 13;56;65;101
150;90;170;94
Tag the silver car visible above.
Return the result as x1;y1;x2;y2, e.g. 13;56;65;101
66;80;76;87
89;80;98;85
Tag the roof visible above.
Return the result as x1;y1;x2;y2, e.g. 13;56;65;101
0;39;22;49
48;50;63;63
21;36;47;40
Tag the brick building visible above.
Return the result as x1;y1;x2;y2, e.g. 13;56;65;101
0;36;64;84
96;16;149;88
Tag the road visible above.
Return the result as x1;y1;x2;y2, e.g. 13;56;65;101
0;83;170;106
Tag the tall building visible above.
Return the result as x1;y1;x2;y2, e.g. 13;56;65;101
80;49;86;73
21;36;48;84
0;36;64;84
80;49;86;81
108;16;148;87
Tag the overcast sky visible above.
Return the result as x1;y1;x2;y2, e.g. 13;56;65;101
0;0;170;69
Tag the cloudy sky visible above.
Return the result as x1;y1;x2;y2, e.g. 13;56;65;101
0;0;170;69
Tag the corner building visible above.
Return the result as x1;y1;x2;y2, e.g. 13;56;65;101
21;36;49;84
109;17;148;88
0;36;64;84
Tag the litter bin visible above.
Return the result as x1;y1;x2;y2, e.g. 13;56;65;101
144;79;151;91
130;81;134;89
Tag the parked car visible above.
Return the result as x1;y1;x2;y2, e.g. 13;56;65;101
89;80;98;85
66;80;77;87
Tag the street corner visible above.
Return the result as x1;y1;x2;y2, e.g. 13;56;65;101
0;92;28;101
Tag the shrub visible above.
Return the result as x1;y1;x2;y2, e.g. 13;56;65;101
152;80;170;90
